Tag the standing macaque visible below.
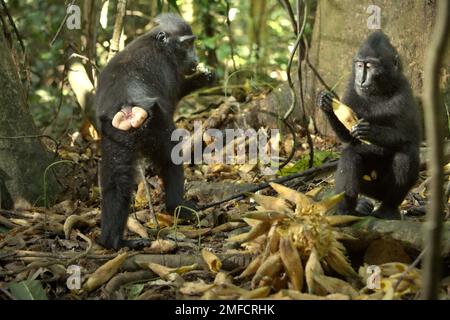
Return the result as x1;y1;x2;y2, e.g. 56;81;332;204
96;14;214;249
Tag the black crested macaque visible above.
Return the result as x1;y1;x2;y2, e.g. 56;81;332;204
317;31;421;220
96;14;214;249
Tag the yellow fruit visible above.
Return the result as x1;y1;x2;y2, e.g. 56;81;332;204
331;98;358;131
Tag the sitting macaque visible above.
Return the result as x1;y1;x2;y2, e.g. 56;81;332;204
317;31;421;219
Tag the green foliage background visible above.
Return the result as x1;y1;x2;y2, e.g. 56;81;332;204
5;0;315;136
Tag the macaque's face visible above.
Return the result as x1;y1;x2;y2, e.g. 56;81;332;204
155;30;199;75
354;58;381;96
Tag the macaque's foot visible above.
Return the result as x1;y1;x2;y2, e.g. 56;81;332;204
336;198;373;216
406;205;426;216
336;198;358;215
112;106;148;131
167;200;198;221
371;206;401;220
355;198;374;216
202;68;216;84
336;202;351;215
98;237;151;250
118;238;152;249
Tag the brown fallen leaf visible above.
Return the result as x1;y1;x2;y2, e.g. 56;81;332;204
127;216;148;238
227;221;271;243
252;253;282;288
270;182;314;208
202;249;222;273
64;215;96;239
237;254;263;279
280;235;304;291
315;274;358;298
143;239;176;253
178;227;211;238
211;222;246;233
305;248;324;294
147;262;198;280
83;252;128;292
325;215;362;226
250;193;293;214
180;280;214;296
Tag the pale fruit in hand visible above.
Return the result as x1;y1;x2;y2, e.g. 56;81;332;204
330;98;358;131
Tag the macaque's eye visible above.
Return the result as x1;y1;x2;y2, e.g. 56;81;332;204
366;62;373;69
156;32;167;43
356;62;364;69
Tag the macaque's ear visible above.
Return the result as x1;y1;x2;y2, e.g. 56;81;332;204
179;35;196;47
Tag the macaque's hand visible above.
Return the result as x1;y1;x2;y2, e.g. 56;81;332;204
112;106;148;131
202;68;216;84
195;64;216;85
350;118;372;141
317;91;334;114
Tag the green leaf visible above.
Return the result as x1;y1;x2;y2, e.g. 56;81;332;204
277;150;339;176
202;37;216;50
157;0;163;13
8;280;48;300
0;226;9;233
167;0;180;13
128;283;145;300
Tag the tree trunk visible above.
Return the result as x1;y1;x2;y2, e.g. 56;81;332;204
193;0;219;68
242;1;447;141
0;27;58;209
305;0;443;137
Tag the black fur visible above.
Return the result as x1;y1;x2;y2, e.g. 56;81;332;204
318;31;421;219
96;14;214;249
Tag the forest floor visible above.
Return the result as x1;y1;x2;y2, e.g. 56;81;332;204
0;92;449;300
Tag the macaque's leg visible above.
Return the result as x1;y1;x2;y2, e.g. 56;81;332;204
335;146;363;214
143;121;195;220
98;137;150;249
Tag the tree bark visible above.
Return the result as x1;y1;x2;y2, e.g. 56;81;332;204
0;26;58;208
242;1;446;141
421;0;449;300
305;0;441;137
